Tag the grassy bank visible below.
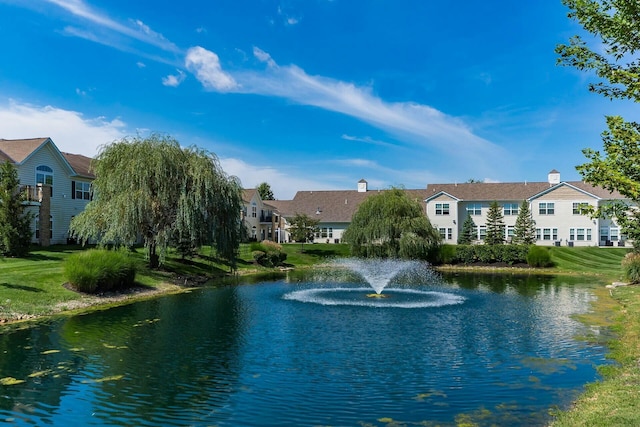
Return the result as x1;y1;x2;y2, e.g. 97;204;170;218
0;243;348;321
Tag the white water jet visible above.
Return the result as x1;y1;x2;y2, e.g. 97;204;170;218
334;258;423;294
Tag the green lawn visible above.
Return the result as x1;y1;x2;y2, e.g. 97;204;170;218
549;246;629;280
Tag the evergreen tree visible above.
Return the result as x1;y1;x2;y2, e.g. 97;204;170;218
485;201;505;245
458;214;476;244
256;182;275;200
513;200;537;245
0;161;33;256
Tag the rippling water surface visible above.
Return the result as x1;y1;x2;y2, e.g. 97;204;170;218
0;272;609;426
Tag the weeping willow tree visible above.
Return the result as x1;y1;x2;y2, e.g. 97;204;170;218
71;134;244;269
342;188;442;260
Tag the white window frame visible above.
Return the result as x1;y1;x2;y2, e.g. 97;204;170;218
435;203;450;215
539;202;555;215
503;203;519;216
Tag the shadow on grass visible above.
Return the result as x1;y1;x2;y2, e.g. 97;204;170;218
1;282;45;292
298;249;339;257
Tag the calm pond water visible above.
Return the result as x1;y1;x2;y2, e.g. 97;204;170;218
0;270;610;426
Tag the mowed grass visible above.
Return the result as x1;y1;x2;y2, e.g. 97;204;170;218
549;246;629;280
0;247;82;316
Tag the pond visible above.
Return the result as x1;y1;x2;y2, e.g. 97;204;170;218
0;265;610;426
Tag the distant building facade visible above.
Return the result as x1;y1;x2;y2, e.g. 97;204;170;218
0;138;94;246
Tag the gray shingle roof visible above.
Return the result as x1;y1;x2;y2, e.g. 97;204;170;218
284;188;429;223
0;138;49;163
425;181;624;201
62;152;95;179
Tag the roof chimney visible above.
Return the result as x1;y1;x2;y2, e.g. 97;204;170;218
357;179;368;193
548;169;560;185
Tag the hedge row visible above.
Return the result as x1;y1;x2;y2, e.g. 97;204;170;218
438;244;552;267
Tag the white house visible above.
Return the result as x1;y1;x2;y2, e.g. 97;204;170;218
241;189;285;243
425;170;628;247
277;172;628;247
0;138;94;246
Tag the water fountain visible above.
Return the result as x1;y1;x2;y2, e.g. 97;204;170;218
283;258;466;308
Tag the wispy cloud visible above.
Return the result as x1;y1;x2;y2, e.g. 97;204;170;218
341;134;397;148
162;69;186;87
0;100;126;157
45;0;180;53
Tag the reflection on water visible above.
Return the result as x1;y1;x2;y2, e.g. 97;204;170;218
0;272;610;426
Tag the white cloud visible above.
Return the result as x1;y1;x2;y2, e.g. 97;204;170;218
341;134;397;148
253;47;276;68
185;46;238;91
45;0;180;53
162;69;186;87
136;61;146;68
0;100;127;157
219;157;333;199
230;50;504;167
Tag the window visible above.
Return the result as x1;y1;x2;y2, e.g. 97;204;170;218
539;202;554;215
507;225;515;239
611;228;619;241
72;181;91;200
478;226;486;240
570;228;592;241
573;202;590;215
439;228;447;239
36;165;53;196
447;228;453;240
321;227;328;238
600;227;609;242
467;203;482;216
543;228;558;241
536;228;541;240
251;206;257;218
503;203;519;216
328;227;333;238
435;203;450;215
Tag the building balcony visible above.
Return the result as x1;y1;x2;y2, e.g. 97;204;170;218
20;185;41;203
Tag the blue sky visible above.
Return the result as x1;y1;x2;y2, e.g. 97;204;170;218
0;0;636;199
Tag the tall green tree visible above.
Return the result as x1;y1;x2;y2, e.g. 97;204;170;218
458;213;476;244
0;161;32;256
287;213;319;252
71;134;244;268
342;188;441;259
513;200;537;245
256;182;275;200
557;0;640;248
485;201;505;245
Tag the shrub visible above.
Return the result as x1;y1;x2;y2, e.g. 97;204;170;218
64;249;136;293
455;245;478;264
622;252;640;284
526;246;553;268
436;244;457;265
251;241;287;267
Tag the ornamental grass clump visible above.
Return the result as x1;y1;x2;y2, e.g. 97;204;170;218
622;252;640;284
64;249;136;293
526;245;553;268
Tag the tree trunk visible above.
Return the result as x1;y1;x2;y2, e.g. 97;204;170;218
149;243;160;268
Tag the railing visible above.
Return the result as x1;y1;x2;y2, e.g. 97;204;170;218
260;215;273;223
20;185;40;202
